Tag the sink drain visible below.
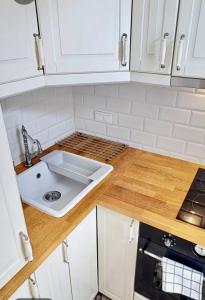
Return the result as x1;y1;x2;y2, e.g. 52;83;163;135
43;191;61;202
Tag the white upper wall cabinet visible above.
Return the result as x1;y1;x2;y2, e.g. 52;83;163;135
172;0;205;78
0;106;31;288
131;0;179;75
0;1;42;84
37;0;132;74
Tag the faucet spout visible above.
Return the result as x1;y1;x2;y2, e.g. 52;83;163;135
21;125;43;167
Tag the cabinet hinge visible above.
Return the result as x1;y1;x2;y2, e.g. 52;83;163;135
62;240;69;264
33;33;45;71
20;232;33;262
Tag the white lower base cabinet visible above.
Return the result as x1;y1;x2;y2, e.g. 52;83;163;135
10;208;98;300
66;208;98;300
98;206;139;300
9;279;32;300
9;274;38;300
35;243;73;299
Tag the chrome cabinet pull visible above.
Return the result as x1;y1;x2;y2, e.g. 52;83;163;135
62;240;69;264
129;219;135;243
176;34;185;71
121;33;128;67
20;232;33;262
160;33;169;69
33;33;45;71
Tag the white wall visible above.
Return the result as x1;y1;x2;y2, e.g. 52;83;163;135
73;83;205;164
0;87;75;164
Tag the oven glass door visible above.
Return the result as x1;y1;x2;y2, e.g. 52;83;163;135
135;239;205;300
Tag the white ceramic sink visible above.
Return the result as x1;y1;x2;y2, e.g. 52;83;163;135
17;150;113;217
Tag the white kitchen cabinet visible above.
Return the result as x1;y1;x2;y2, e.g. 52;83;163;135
37;0;132;74
0;1;42;84
34;243;72;300
172;0;205;79
66;208;98;300
131;0;179;75
9;279;32;300
9;275;39;300
0;105;32;289
98;206;139;300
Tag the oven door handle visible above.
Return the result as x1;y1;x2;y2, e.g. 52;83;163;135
139;248;162;261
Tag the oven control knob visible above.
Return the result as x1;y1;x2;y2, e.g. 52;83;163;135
162;235;176;248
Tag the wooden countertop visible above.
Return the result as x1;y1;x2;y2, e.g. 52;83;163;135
1;145;205;299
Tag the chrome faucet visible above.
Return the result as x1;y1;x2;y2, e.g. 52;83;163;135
21;125;43;167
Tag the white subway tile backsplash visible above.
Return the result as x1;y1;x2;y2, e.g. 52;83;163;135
131;130;156;147
119;83;146;102
3;83;205;165
118;114;143;130
186;143;205;159
84;95;106;109
75;105;94;120
85;120;106;135
72;85;95;96
132;102;159;119
107;125;130;140
75;118;85;130
173;125;204;143
177;93;205;110
94;84;118;97
146;87;177;106
144;119;172;136
1;86;74;163
73;94;84;105
190;111;205;128
159;107;191;124
157;136;186;154
3;111;21;129
73;84;205;163
107;97;131;113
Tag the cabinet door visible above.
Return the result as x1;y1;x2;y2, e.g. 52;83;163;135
37;0;131;73
0;105;29;288
66;208;98;300
34;244;72;300
9;279;32;300
0;1;42;84
98;206;139;300
172;0;205;78
131;0;179;75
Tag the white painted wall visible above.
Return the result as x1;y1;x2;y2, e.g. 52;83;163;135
0;87;75;164
73;83;205;164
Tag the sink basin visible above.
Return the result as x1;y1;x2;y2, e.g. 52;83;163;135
17;150;113;217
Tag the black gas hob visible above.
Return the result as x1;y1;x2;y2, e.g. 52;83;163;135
177;168;205;228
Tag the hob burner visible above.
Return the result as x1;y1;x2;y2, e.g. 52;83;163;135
177;168;205;228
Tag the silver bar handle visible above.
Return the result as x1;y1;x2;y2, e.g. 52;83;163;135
176;34;185;71
121;33;128;67
20;232;33;262
139;248;162;261
129;219;135;243
33;33;45;71
29;276;40;298
160;33;169;69
62;240;69;264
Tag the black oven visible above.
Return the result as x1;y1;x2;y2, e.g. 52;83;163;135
135;223;205;300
